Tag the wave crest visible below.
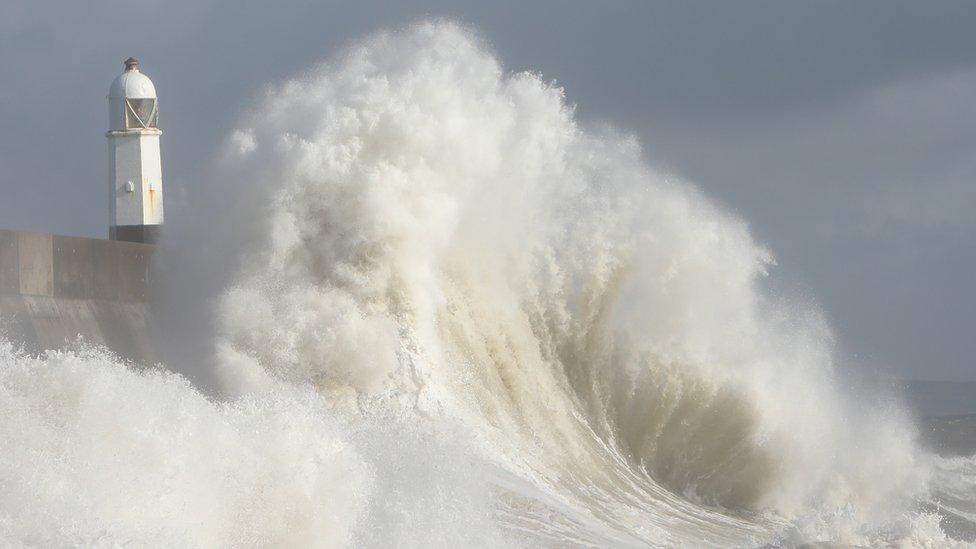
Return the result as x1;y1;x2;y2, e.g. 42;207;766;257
207;21;936;544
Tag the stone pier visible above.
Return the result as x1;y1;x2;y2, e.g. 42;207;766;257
0;229;157;363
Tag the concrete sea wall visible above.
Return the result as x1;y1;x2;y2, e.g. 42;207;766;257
0;229;158;363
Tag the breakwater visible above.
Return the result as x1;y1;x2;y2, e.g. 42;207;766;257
0;229;156;363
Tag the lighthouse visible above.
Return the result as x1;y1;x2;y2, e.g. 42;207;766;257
107;57;163;243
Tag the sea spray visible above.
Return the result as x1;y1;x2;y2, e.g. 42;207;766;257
1;20;972;547
211;20;935;543
0;340;370;547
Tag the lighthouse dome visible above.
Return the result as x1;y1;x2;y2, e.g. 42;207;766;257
109;58;159;131
109;69;156;99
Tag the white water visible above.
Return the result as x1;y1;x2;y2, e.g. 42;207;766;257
2;21;974;547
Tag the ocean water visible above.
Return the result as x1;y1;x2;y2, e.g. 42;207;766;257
2;21;974;547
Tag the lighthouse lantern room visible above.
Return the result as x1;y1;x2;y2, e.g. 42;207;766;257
107;57;163;243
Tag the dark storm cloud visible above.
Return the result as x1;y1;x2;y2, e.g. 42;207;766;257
1;0;973;380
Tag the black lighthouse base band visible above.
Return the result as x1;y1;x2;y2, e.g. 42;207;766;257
110;225;161;244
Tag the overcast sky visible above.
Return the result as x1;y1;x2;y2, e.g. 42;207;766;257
1;1;973;381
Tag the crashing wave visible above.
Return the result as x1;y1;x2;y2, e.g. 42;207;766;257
1;21;972;547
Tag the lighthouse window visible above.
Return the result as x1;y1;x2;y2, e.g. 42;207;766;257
125;98;158;129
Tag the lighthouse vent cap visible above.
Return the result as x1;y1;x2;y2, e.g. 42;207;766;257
109;57;156;99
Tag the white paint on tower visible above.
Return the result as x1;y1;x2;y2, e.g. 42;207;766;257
107;57;163;242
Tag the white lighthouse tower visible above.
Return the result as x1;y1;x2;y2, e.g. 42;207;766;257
107;57;163;243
